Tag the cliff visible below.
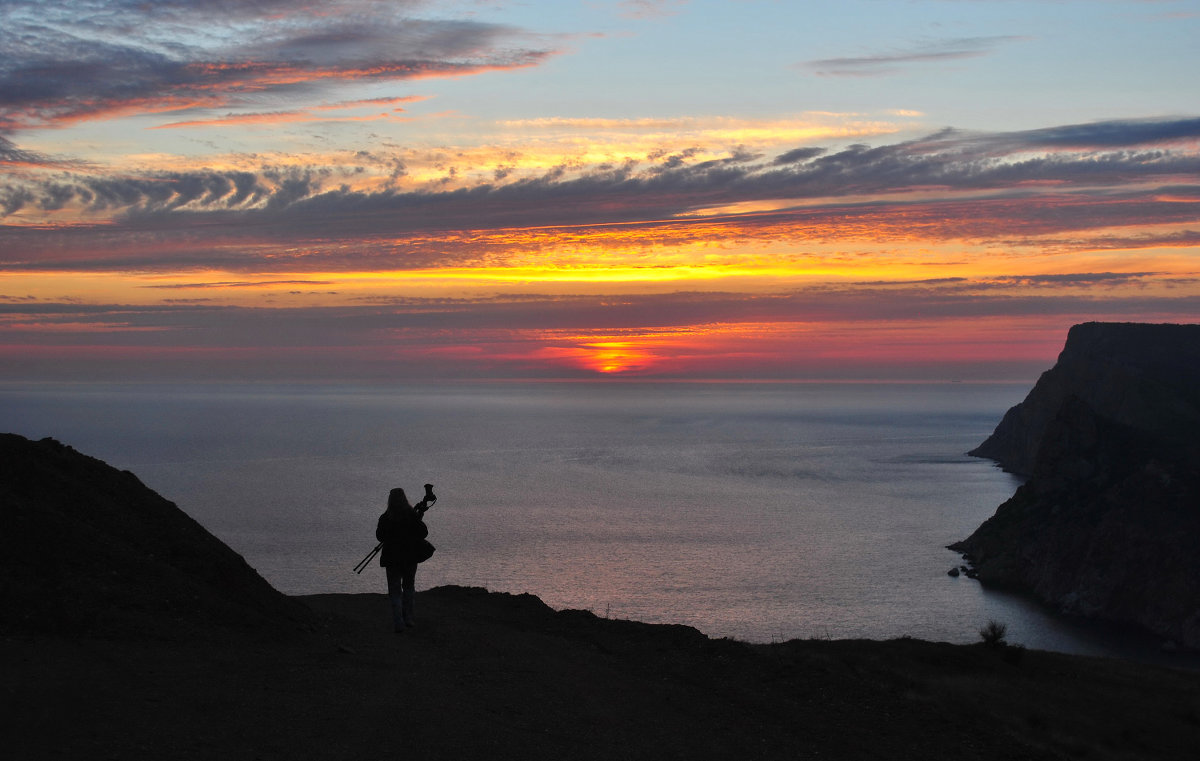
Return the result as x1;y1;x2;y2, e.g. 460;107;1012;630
969;322;1200;476
954;322;1200;648
0;433;312;637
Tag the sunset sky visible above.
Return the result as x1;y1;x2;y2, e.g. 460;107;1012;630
2;0;1197;381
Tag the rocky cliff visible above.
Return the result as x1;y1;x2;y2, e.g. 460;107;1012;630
0;433;311;638
953;322;1200;648
969;321;1200;475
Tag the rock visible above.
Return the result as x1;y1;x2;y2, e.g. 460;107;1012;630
952;323;1200;649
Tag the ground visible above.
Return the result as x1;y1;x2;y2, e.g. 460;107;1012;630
5;586;1200;761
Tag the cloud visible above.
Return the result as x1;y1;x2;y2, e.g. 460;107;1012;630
997;229;1200;253
4;271;1198;380
152;110;401;129
772;147;827;165
314;96;427;111
617;0;689;20
805;36;1026;77
0;170;274;217
142;280;338;290
0;1;556;130
151;94;429;128
0;136;60;167
984;272;1163;287
1;116;1197;273
3;282;1197;346
994;117;1200;149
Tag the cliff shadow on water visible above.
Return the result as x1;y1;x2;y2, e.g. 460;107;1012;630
954;322;1200;651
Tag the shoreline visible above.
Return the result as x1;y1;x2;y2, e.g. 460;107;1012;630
402;582;1200;671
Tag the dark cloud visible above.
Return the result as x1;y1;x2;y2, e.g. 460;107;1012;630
1017;117;1200;148
945;117;1200;152
0;185;34;215
2;170;272;217
0;135;56;166
805;36;1025;77
987;272;1162;287
997;229;1200;253
0;1;555;130
847;277;969;287
773;147;826;165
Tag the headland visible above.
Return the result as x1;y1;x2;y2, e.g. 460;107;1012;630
953;322;1200;649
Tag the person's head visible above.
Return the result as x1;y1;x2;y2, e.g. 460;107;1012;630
388;487;411;511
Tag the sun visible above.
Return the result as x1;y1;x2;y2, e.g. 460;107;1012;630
579;342;657;375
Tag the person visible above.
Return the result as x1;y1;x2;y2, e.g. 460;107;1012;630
375;487;430;633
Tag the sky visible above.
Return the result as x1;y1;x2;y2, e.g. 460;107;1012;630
1;0;1197;382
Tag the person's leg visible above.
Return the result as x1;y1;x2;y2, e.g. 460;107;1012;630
401;562;417;627
385;565;405;632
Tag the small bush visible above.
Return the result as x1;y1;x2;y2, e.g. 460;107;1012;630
979;619;1008;648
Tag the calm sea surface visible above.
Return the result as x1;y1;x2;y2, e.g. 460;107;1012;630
4;381;1191;664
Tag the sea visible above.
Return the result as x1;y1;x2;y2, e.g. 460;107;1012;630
4;380;1193;665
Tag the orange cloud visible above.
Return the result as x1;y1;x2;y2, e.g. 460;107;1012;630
312;96;429;111
0;95;226;131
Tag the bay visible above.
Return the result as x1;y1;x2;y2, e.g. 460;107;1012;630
3;380;1188;663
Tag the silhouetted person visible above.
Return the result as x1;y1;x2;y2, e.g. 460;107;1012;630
376;487;430;632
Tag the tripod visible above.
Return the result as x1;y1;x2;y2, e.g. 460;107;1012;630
353;542;383;574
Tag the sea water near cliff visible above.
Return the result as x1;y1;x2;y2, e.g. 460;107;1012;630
2;380;1184;660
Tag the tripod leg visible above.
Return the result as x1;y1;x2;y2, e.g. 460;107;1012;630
354;546;379;573
354;543;382;574
353;548;375;574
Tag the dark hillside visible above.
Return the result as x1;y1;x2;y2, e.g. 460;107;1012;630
0;433;311;638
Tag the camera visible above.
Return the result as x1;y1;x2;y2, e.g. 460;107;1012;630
416;483;437;515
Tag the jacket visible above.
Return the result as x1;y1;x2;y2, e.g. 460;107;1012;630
375;507;429;567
